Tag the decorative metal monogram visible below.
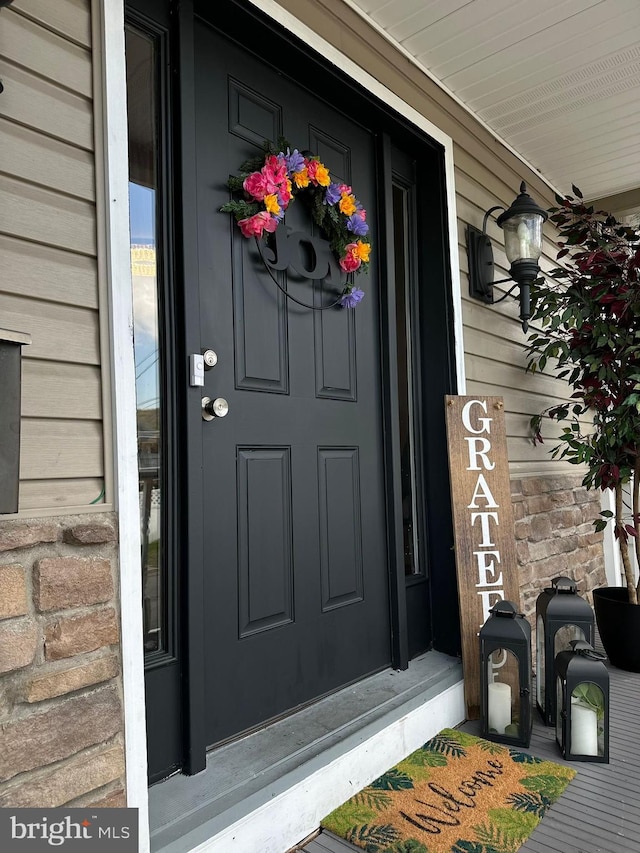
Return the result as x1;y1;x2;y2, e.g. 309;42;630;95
256;227;346;310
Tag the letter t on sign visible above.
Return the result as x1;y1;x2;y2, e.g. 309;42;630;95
445;395;522;721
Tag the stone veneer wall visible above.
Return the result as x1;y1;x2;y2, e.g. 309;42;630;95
511;473;608;643
0;515;125;808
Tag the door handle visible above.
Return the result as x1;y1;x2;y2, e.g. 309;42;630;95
202;396;229;421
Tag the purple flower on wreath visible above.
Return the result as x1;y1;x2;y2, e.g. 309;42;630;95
324;183;342;206
346;213;369;236
280;147;305;175
340;287;365;308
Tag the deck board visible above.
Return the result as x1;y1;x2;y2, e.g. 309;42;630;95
299;653;640;853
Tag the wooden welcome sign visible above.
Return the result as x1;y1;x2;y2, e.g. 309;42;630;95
445;396;521;720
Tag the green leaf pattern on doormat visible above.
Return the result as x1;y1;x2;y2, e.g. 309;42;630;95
506;749;542;764
346;823;401;849
404;749;449;768
505;791;551;818
422;732;467;759
381;840;430;853
474;807;538;852
475;739;508;756
353;788;393;811
370;769;415;790
451;841;500;853
519;773;570;800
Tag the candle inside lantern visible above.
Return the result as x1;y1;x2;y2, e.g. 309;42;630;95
571;702;598;756
488;681;512;734
517;221;531;258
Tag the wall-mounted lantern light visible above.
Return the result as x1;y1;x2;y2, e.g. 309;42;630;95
467;182;548;332
555;640;609;763
479;600;532;748
535;576;594;727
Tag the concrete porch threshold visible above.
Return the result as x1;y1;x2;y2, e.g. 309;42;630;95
149;650;464;853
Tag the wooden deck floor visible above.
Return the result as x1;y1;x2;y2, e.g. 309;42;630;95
300;656;640;853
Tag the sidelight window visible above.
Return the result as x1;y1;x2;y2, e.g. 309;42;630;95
126;25;167;656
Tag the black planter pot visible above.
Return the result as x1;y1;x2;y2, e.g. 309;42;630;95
593;586;640;672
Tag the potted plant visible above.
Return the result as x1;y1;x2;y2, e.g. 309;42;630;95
526;186;640;671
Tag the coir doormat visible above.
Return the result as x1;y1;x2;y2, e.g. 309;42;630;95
321;728;576;853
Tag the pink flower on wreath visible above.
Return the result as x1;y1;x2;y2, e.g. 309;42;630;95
238;211;278;238
262;155;287;192
339;243;362;273
243;171;268;201
340;240;370;272
278;177;293;206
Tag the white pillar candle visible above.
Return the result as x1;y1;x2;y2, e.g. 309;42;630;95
571;703;598;756
517;221;532;257
488;682;512;734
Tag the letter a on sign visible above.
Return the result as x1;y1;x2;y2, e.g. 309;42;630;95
444;396;521;720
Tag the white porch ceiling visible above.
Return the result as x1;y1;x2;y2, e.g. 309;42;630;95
345;0;640;203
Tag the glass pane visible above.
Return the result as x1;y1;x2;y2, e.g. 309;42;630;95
126;27;163;654
536;615;544;708
554;624;585;658
392;185;420;576
571;682;605;757
487;648;520;737
556;676;564;745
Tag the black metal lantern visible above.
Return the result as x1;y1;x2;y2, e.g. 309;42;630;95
536;576;594;727
555;640;609;762
467;181;548;332
479;600;532;747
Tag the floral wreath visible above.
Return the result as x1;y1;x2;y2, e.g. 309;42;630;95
220;138;370;308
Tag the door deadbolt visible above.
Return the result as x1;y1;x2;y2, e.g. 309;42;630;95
203;349;218;369
202;396;229;421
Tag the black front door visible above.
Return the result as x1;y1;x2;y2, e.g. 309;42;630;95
193;19;391;746
130;0;459;781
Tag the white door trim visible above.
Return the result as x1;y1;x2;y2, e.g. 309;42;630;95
92;2;150;851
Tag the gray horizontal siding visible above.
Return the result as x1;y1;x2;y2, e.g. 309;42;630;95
0;0;105;514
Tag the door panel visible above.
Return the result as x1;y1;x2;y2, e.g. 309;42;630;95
194;20;391;746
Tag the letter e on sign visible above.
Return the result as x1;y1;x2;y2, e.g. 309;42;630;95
445;396;521;721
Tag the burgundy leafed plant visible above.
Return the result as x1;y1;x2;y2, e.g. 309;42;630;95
526;186;640;603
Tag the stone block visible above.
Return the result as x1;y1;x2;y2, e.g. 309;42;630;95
85;788;126;808
0;745;124;807
0;619;38;674
0;686;122;782
34;557;113;612
45;609;119;661
63;523;117;545
524;493;553;514
549;489;574;507
23;655;119;703
530;514;553;542
520;477;550;496
0;524;57;553
515;538;531;562
0;564;28;620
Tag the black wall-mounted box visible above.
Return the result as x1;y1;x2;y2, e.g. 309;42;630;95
0;328;31;514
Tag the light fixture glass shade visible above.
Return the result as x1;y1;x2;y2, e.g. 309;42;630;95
502;213;544;263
